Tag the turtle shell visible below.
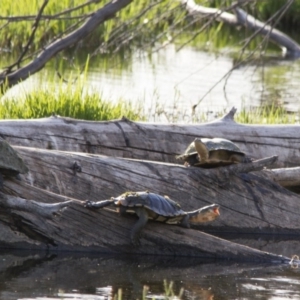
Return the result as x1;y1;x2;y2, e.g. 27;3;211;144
196;138;244;154
0;139;29;176
177;137;247;167
178;138;244;159
113;191;187;224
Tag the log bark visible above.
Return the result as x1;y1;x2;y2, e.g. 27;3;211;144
0;108;300;168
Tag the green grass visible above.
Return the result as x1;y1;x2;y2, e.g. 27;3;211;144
1;85;298;124
0;81;144;121
236;105;298;124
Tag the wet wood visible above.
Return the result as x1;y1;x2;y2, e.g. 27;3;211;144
0;108;300;168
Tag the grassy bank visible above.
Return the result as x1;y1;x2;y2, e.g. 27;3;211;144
0;82;143;121
0;85;298;124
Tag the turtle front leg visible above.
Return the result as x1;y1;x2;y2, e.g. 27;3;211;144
130;208;149;246
179;215;190;229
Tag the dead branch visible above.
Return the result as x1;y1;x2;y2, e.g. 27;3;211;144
0;0;133;92
182;0;300;57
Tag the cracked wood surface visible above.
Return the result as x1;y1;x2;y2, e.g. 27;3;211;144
5;146;299;236
0;108;300;168
0;190;293;263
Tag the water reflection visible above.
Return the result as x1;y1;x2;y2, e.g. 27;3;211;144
0;249;300;300
4;46;300;122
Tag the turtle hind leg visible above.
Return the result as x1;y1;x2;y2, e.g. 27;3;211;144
130;208;149;246
85;199;113;209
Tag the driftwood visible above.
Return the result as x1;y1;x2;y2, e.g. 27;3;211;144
0;108;300;170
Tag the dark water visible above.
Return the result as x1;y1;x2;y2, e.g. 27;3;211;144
1;247;300;300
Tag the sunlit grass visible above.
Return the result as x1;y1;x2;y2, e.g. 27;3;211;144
112;280;184;300
236;104;298;124
0;80;144;121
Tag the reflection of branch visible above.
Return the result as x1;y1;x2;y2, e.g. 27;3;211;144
0;0;133;93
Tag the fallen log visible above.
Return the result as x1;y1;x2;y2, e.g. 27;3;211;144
263;167;300;188
0;108;299;168
5;146;300;236
0;190;296;263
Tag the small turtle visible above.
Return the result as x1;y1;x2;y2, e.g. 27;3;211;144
85;191;220;245
0;139;28;185
177;138;251;168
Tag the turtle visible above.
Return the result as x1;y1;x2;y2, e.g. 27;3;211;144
85;191;220;245
0;139;29;186
177;137;251;168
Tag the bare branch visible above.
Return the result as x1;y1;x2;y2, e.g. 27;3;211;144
0;0;133;92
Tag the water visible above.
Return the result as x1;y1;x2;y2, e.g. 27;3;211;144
1;250;300;300
6;46;300;122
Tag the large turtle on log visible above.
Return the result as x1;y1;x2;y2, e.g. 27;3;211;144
177;137;251;168
85;191;220;245
0;139;28;185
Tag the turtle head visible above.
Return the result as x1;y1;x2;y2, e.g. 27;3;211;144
189;204;220;224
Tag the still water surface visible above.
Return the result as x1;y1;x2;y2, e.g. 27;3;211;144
6;46;300;121
1;248;300;300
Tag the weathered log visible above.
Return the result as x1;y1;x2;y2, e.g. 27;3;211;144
5;146;299;236
0;108;300;168
263;167;300;187
0;190;295;263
